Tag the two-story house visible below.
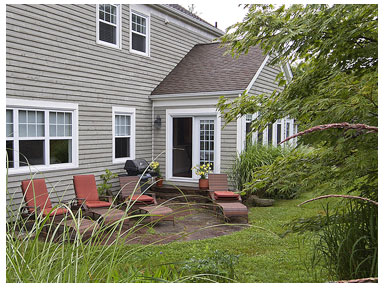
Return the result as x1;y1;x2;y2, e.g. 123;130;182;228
6;4;294;217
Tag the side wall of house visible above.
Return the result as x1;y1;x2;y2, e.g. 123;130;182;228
6;4;216;217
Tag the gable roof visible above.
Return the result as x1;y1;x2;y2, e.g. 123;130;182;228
151;43;266;96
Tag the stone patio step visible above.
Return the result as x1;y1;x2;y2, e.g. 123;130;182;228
150;184;210;203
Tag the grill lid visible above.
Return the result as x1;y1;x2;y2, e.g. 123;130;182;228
124;159;156;176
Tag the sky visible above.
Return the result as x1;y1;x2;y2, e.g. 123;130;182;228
179;3;248;31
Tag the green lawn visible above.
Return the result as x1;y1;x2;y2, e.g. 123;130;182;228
118;191;329;283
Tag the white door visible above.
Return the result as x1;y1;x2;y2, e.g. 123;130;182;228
192;116;216;179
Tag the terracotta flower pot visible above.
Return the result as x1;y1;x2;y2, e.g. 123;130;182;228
156;177;163;187
199;178;209;190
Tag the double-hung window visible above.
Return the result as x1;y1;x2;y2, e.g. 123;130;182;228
112;107;136;163
97;4;121;48
6;99;78;174
130;10;149;56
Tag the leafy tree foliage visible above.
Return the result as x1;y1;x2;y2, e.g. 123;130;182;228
218;4;377;280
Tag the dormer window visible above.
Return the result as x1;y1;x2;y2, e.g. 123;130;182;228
130;10;150;56
97;4;121;49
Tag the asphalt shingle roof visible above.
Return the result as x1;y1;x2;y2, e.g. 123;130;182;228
151;43;266;96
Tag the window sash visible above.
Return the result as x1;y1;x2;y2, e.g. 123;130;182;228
97;4;120;48
112;108;135;162
130;10;149;55
6;108;74;169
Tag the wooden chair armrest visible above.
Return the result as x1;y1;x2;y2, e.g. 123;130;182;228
72;198;88;211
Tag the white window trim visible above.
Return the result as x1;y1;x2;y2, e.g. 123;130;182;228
112;106;136;164
6;98;79;175
165;108;221;183
238;114;297;152
130;8;150;57
96;4;122;49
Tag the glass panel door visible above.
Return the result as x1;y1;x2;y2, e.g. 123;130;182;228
172;117;192;178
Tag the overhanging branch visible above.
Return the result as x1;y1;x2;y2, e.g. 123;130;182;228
279;122;378;145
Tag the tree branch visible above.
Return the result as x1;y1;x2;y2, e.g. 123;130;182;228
279;122;378;145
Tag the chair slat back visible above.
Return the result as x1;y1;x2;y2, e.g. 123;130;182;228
119;176;142;198
21;179;52;212
208;174;229;191
73;175;99;201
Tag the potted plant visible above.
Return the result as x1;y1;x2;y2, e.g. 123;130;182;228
97;169;118;202
150;161;163;187
192;163;212;190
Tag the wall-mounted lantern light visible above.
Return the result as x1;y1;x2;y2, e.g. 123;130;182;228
154;115;162;129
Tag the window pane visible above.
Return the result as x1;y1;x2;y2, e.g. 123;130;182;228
286;122;290;138
99;22;116;44
37;111;44;123
19;110;27;123
57;112;64;124
28;111;36;123
132;33;146;53
50;124;56;137
6;110;13;137
19;140;44;166
65;125;72;137
50;139;71;164
50;112;56;124
6;109;13;123
6;140;14;168
28;124;36;137
19;124;27;137
57;124;65;137
37;124;44;137
276;123;281;144
268;124;273;145
66;113;72;124
115;137;130;158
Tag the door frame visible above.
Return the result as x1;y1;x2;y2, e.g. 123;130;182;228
165;108;221;182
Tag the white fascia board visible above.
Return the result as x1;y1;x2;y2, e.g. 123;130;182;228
151;91;242;107
153;4;224;37
245;55;270;93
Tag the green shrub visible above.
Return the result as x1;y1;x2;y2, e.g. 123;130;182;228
231;144;286;197
180;250;239;282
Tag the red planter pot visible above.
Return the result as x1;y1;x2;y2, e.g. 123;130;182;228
156;178;163;187
199;178;209;190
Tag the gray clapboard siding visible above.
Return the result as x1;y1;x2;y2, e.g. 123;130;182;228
6;4;216;219
249;64;282;96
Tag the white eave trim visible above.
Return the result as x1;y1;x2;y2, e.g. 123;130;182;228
152;4;224;37
245;55;270;93
149;90;243;101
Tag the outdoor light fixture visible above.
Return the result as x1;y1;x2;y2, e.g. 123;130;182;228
154;115;162;129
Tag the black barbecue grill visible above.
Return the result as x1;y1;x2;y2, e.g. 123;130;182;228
123;159;158;191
